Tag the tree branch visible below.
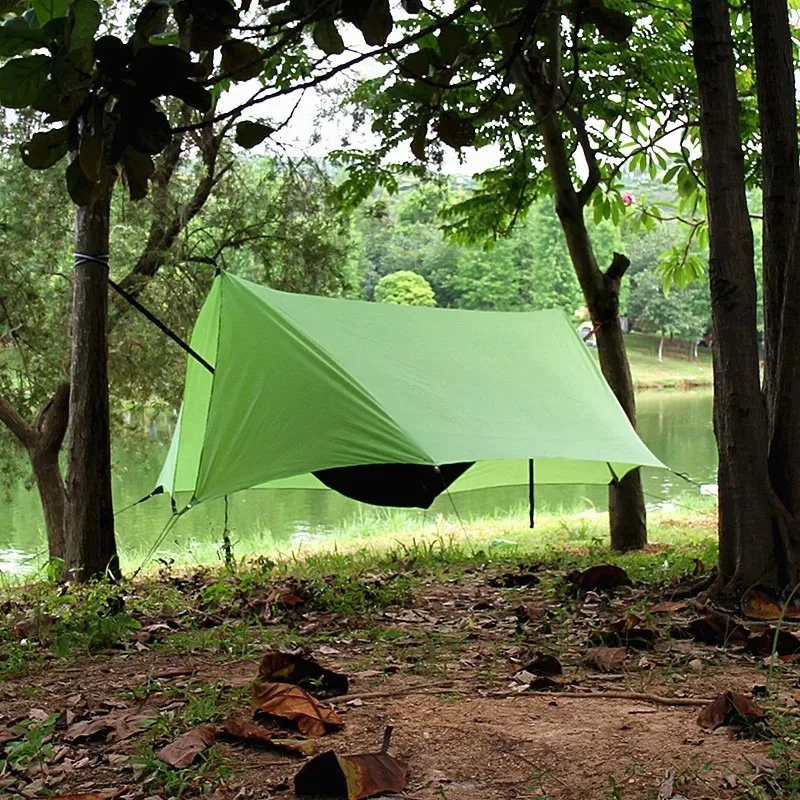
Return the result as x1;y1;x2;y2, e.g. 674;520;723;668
0;396;33;446
565;105;601;207
34;382;70;453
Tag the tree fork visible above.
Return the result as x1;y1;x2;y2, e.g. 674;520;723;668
65;188;119;582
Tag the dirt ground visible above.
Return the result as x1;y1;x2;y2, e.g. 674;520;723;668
1;563;797;800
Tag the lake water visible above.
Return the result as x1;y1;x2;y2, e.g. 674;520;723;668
0;389;716;575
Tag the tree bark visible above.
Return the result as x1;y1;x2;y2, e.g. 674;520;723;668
751;0;798;425
1;385;70;562
65;189;119;582
751;4;800;575
691;0;778;589
658;336;664;363
504;37;647;551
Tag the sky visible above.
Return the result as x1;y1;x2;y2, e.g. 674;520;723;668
218;23;505;177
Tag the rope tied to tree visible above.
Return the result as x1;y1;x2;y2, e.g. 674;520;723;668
583;314;619;341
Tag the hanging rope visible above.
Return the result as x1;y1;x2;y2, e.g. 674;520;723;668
221;494;235;571
73;253;214;374
132;506;188;578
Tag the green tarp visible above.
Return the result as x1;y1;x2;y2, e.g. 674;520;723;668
157;271;665;506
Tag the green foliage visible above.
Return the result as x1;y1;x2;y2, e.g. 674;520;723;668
374;269;436;306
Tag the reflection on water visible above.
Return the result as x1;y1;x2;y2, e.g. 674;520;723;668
0;389;716;574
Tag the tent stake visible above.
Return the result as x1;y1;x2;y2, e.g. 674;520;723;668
528;458;535;529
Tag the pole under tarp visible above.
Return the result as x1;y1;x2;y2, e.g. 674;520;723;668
528;458;535;528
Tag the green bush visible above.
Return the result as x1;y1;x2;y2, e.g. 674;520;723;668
374;270;436;307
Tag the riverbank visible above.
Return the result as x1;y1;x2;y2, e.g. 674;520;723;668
618;332;713;389
3;506;799;800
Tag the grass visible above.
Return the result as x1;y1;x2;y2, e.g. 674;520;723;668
614;332;713;389
0;499;719;678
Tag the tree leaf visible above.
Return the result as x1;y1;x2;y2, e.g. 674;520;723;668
120;147;155;200
358;0;392;46
583;2;634;43
399;47;435;78
0;20;49;57
437;24;469;64
410;119;427;161
220;38;265;80
78;130;103;182
312;19;344;56
33;0;69;24
0;54;51;108
134;1;169;40
165;76;211;111
235;120;273;148
436;112;474;149
67;0;100;52
65;155;95;205
156;724;216;768
20;125;68;168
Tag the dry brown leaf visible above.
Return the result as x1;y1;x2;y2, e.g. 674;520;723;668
253;682;343;738
220;718;314;756
522;652;562;677
568;564;631;593
744;628;800;657
63;710;152;743
47;792;125;800
650;600;689;614
156;724;217;768
742;588;800;621
586;647;627;673
697;691;765;731
295;750;408;799
0;726;20;745
258;650;348;697
678;615;749;646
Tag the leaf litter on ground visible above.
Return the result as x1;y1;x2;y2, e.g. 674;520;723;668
697;691;766;732
252;682;344;737
156;723;217;768
258;648;349;697
294;727;407;800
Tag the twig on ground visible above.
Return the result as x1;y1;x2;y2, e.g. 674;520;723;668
327;680;458;704
488;689;713;707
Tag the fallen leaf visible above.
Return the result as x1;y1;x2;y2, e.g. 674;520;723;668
567;564;631;593
591;616;658;650
220;718;314;757
266;587;305;608
675;615;749;646
697;691;766;731
156;724;216;768
47;793;125;800
63;710;152;743
658;767;675;800
253;682;343;737
152;666;197;679
488;569;539;588
742;588;800;621
586;647;627;673
258;650;349;698
0;726;20;745
521;652;562;676
650;600;689;614
744;628;800;657
295;750;408;799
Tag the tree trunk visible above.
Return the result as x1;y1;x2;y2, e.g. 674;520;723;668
494;18;647;551
751;0;798;425
691;0;778;589
30;446;67;561
658;336;664;363
0;384;70;564
751;4;800;574
65;190;119;582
